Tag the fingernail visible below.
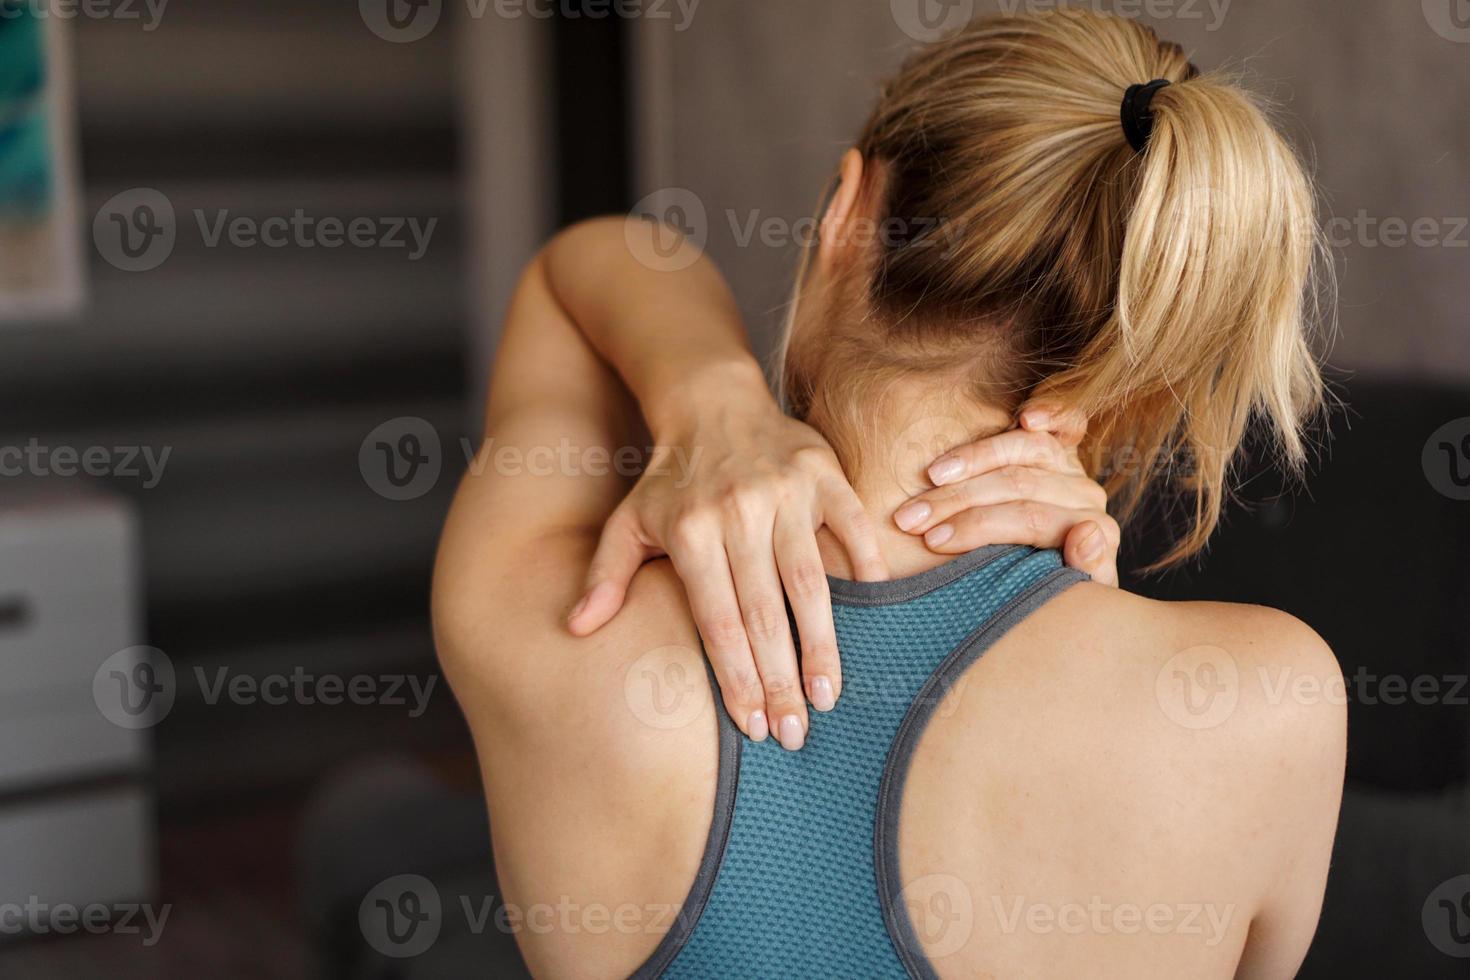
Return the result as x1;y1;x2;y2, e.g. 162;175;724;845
1080;527;1105;562
894;502;931;532
567;595;589;624
925;524;955;548
1022;408;1052;429
928;457;964;486
778;715;805;751
747;710;769;742
810;676;836;712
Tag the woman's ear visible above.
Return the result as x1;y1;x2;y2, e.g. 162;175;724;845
817;149;867;274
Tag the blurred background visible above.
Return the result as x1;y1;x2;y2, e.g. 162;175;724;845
0;0;1463;977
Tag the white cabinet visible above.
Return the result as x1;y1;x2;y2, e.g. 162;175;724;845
0;487;154;919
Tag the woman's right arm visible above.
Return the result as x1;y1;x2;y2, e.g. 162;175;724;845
543;217;889;746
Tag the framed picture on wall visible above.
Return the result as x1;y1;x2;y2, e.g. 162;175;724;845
0;6;83;321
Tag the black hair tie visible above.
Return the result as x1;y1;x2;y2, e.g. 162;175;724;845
1121;79;1172;153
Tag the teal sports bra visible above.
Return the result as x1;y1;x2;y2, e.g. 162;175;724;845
631;545;1086;978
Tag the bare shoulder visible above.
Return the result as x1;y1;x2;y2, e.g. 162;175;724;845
1009;580;1347;849
968;579;1346;837
1037;582;1346;756
433;524;710;752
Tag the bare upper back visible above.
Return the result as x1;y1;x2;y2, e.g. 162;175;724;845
437;543;1344;979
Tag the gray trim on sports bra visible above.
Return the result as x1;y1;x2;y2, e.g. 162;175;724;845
629;662;742;979
874;564;1085;978
825;544;1021;606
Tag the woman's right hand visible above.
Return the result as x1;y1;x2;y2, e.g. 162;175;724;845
567;365;888;751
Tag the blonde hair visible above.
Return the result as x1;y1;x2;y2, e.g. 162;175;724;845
781;9;1327;567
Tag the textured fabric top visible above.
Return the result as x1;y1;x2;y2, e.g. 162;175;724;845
636;545;1083;979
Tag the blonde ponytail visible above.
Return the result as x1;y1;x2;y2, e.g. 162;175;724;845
1052;72;1325;564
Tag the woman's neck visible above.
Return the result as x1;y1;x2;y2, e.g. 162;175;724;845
813;381;1016;582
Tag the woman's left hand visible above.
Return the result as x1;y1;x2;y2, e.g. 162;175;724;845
893;403;1121;586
